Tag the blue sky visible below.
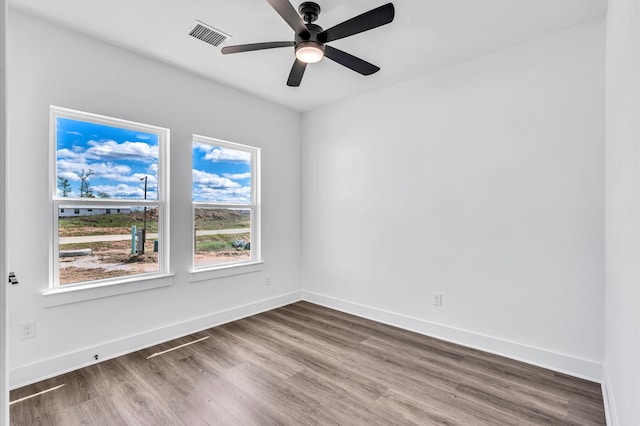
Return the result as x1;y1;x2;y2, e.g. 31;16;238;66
56;117;159;199
56;117;251;203
192;142;251;203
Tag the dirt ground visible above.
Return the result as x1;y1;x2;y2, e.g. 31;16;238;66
59;240;250;285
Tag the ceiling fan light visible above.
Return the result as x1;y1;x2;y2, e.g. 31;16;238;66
295;41;325;63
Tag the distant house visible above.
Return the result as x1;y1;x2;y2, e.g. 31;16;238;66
58;207;131;217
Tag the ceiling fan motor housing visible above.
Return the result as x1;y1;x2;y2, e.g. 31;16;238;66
299;2;321;23
295;23;323;44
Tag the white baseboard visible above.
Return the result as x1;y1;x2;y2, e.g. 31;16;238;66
11;290;603;390
302;291;603;382
601;364;618;426
10;291;302;389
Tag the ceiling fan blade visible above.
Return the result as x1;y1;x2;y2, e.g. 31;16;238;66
324;46;380;75
221;41;294;54
318;3;395;43
266;0;310;38
287;59;307;87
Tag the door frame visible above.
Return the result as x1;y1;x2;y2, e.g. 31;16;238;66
1;0;9;423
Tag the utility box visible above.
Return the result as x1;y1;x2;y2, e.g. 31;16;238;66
136;230;144;254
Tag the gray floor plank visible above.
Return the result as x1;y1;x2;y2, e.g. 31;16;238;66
10;301;606;425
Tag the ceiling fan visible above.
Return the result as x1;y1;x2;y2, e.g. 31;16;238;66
221;0;395;87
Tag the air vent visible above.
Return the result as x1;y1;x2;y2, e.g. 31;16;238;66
188;20;231;47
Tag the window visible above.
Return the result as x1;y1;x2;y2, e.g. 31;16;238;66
52;106;169;288
192;135;260;269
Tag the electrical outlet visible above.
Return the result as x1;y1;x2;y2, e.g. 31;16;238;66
432;292;443;307
20;321;36;340
265;274;272;286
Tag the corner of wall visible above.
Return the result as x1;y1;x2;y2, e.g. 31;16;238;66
601;363;619;426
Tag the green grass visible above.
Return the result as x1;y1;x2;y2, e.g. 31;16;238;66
195;233;250;253
197;240;229;252
60;214;136;228
194;208;250;231
59;210;159;235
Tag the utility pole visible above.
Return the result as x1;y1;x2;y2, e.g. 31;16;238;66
140;176;147;254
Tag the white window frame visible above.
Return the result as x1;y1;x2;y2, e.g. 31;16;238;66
48;106;171;296
191;134;261;280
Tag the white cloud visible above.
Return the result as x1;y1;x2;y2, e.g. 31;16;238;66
85;140;158;162
193;142;211;152
57;159;89;175
192;169;240;189
97;164;133;181
223;172;251;180
92;183;146;198
58;171;81;182
57;159;133;181
66;131;82;136
193;185;251;203
192;168;250;203
195;144;250;163
57;148;84;160
115;172;158;185
136;134;152;140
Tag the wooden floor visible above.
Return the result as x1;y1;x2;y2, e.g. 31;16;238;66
10;302;605;425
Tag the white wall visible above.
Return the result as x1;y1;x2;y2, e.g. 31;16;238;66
0;0;7;422
604;0;640;424
7;10;302;387
302;21;605;380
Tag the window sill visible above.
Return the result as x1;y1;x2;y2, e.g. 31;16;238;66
42;273;174;307
190;261;264;283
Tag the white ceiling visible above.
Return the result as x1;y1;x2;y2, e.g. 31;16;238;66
10;0;606;112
